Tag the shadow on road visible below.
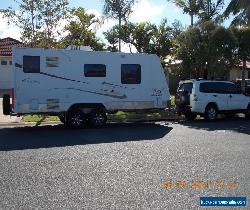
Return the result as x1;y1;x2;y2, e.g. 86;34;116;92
0;123;172;151
177;116;250;135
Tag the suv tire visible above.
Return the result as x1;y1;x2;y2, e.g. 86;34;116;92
204;104;217;121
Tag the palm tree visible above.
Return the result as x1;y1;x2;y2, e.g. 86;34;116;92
103;0;136;52
198;0;224;22
224;0;250;26
168;0;200;26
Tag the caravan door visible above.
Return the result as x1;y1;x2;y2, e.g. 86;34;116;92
16;54;41;113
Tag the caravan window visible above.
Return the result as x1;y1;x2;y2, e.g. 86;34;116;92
121;64;141;84
84;64;106;77
46;57;59;67
1;60;7;65
23;56;40;73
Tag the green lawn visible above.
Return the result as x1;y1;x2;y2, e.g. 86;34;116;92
22;115;60;122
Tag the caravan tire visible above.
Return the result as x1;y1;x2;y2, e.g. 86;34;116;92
67;109;86;129
88;109;107;128
3;95;11;115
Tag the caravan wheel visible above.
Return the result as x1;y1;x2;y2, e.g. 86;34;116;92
89;109;107;128
67;109;86;129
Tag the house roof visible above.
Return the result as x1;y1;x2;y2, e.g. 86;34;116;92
0;37;23;56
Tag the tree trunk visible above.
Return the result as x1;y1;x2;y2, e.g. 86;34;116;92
203;66;208;79
31;0;35;47
247;5;250;26
242;60;246;92
190;12;194;27
118;16;121;52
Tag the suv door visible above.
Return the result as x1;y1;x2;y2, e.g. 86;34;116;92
199;82;229;111
225;83;246;110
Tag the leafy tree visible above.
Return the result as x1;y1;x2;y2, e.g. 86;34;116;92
0;0;42;46
149;19;173;58
104;19;173;62
171;19;184;39
198;0;224;22
0;0;69;47
37;0;69;47
232;27;250;90
224;0;250;26
103;27;119;52
167;0;200;26
103;0;137;51
60;7;105;51
176;21;237;79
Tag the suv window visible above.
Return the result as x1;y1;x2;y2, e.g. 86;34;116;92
178;82;193;93
200;82;238;94
1;60;7;65
224;83;238;94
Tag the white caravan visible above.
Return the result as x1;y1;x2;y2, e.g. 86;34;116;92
3;48;171;128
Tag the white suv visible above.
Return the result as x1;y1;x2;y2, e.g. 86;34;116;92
175;79;250;120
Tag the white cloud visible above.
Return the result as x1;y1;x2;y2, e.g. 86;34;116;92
86;0;166;35
130;0;166;22
0;14;21;40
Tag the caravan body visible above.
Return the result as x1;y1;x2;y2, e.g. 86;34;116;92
5;48;170;127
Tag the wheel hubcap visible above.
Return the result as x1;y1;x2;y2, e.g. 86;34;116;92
208;108;216;119
72;113;83;126
93;113;104;125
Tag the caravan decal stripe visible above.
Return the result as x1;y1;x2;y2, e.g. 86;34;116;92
40;72;88;84
49;88;127;99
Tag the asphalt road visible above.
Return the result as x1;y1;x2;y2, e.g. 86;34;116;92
0;118;249;209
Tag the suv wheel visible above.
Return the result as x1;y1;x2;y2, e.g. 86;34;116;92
88;109;107;128
67;109;86;129
184;112;197;121
245;105;250;120
204;104;217;121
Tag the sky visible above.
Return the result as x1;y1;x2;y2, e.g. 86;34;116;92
0;0;231;42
